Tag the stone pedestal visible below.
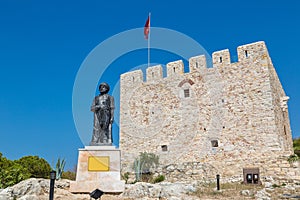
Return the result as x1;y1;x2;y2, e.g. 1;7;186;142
70;146;125;193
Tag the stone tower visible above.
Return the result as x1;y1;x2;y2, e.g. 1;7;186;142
119;41;297;182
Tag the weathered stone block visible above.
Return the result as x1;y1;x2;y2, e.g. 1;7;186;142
70;146;124;193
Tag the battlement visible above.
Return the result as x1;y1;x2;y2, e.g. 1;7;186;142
166;60;184;77
120;69;143;85
146;65;163;82
189;55;207;74
237;41;269;62
120;41;269;83
212;49;231;67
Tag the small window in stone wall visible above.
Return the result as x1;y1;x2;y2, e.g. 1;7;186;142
284;125;287;135
161;145;168;152
211;140;218;147
184;89;190;98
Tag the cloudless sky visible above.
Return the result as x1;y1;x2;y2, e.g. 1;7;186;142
0;0;299;170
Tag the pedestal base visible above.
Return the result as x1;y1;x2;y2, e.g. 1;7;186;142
70;146;125;193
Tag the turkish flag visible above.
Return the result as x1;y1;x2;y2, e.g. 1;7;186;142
144;15;150;39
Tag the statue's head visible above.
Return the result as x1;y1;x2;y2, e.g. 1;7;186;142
99;82;110;94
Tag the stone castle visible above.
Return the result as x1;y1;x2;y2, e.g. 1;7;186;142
119;41;298;182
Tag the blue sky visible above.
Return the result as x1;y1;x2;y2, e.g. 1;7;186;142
0;0;299;170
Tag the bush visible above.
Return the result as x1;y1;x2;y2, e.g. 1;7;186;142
55;158;66;180
293;138;300;157
0;153;31;188
272;184;280;188
138;152;159;173
16;156;52;178
152;175;165;183
61;171;76;180
121;172;130;184
1;163;31;188
287;154;299;163
132;152;159;182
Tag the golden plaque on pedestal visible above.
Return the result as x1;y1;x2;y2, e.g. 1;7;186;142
88;156;109;171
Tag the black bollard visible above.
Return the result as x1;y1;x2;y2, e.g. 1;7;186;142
90;189;104;199
49;170;56;200
216;174;220;191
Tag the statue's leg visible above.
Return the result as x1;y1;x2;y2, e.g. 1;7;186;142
91;127;100;145
91;113;101;145
103;129;108;143
101;110;110;143
99;123;104;143
107;123;112;144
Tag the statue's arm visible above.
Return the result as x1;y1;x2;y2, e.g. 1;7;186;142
110;96;115;123
90;97;98;112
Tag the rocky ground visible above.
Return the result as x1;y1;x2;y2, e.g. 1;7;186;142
0;178;300;200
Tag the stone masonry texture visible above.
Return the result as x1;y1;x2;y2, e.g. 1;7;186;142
119;41;298;182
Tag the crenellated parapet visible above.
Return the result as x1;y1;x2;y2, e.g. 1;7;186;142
212;49;231;67
237;41;269;62
166;60;184;77
146;65;163;82
120;41;270;85
121;70;143;84
189;55;207;74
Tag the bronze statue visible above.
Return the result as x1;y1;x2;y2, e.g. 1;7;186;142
90;82;114;145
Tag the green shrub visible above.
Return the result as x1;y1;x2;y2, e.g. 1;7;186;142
132;152;159;182
0;153;31;188
287;154;299;163
293;138;300;157
121;172;130;184
152;175;165;183
138;152;159;173
61;171;76;180
16;156;51;178
133;158;143;181
55;158;66;180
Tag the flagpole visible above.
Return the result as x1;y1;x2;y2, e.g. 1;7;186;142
148;12;151;67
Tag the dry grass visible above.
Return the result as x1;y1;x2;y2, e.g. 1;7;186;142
98;182;300;200
267;183;300;199
192;182;263;199
191;181;300;200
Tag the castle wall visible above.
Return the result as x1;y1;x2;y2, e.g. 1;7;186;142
266;56;293;153
119;41;296;182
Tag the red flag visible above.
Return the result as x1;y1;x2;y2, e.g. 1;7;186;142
144;15;150;39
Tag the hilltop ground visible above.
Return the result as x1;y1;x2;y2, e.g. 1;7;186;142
1;178;300;200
